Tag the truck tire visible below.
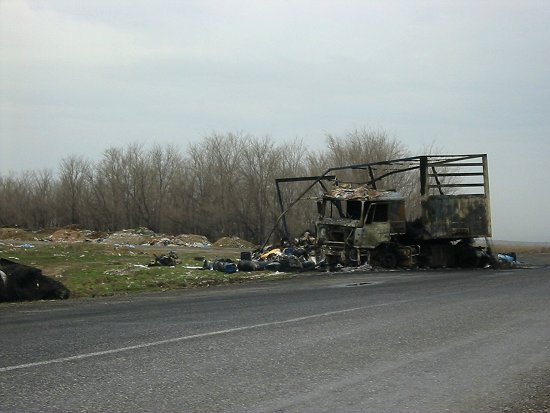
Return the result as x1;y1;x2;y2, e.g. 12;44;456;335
379;251;397;269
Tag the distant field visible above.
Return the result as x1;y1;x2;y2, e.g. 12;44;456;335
490;240;550;253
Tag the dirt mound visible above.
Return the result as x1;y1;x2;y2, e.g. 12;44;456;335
101;229;152;245
49;228;94;242
213;236;256;249
0;228;36;241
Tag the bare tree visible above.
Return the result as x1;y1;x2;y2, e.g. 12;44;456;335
57;155;91;226
28;169;56;228
165;155;196;234
146;144;183;233
270;139;311;241
236;136;282;243
0;131;421;242
187;133;247;239
308;128;409;181
307;128;424;216
90;147;129;230
0;173;32;227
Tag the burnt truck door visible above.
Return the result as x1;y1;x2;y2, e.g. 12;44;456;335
354;202;391;248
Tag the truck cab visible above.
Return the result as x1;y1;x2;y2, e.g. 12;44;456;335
315;185;407;266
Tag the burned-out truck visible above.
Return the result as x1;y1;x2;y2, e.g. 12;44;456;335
275;154;492;268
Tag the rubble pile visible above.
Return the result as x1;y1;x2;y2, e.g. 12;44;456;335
203;249;318;275
204;232;319;274
0;227;229;249
212;236;256;249
101;229;152;245
178;234;211;247
101;229;212;247
148;234;211;248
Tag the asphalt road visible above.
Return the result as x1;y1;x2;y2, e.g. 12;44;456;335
1;266;549;413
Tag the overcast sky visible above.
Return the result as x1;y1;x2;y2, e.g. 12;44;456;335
1;0;549;242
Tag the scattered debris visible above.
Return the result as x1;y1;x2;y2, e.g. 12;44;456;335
148;251;180;267
102;230;151;246
0;224;536;276
114;243;136;250
497;252;519;267
213;259;238;274
204;234;318;275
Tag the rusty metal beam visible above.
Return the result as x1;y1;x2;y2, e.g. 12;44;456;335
420;156;428;196
275;175;337;241
428;183;485;188
429;172;484;177
431;167;444;195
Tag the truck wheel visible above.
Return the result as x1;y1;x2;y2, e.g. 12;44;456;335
379;251;397;269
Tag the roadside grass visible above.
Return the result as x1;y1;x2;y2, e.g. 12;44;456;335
2;238;548;300
0;242;287;299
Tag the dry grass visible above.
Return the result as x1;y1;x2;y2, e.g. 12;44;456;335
0;241;290;299
491;243;550;254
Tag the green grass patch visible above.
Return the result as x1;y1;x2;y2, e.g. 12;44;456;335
0;242;290;299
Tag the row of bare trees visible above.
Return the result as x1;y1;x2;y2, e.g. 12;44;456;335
0;130;410;244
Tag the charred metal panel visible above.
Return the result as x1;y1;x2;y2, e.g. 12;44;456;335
354;223;391;249
420;243;457;267
421;194;491;239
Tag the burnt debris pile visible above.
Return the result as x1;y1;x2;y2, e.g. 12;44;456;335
0;258;70;302
203;232;319;274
